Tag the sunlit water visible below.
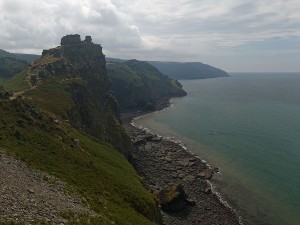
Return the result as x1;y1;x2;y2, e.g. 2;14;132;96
134;73;300;225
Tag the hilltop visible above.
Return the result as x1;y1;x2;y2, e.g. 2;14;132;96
0;48;40;62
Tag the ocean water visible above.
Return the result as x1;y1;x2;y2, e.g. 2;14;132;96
134;73;300;225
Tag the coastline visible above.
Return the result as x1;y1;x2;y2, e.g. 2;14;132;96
122;100;243;225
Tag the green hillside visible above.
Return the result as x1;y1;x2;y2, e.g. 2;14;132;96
107;59;187;111
0;48;40;62
0;57;28;80
0;98;160;225
148;61;229;80
0;35;162;224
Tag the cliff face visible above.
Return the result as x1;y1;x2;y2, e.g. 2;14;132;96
107;59;187;111
0;35;162;224
28;35;130;155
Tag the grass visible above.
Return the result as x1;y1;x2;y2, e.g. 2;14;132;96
107;62;144;86
0;77;5;84
24;75;76;117
0;99;160;224
0;50;162;224
2;69;30;92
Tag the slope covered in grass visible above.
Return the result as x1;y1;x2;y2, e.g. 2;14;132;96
0;98;161;224
107;59;186;111
0;57;28;80
0;35;162;224
148;61;229;80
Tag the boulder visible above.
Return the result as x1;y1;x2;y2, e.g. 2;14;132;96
157;184;189;212
178;159;190;166
204;187;211;194
197;168;218;180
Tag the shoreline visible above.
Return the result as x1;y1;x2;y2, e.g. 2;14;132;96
122;100;243;225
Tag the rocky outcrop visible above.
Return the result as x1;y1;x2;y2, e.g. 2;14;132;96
29;35;131;156
197;168;219;180
157;184;193;212
84;35;92;43
60;34;81;45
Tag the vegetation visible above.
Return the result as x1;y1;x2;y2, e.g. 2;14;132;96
148;61;229;80
2;69;30;92
0;57;28;80
0;99;160;224
107;59;186;110
0;48;40;62
0;39;162;224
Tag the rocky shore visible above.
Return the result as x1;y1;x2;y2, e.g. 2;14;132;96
124;112;242;225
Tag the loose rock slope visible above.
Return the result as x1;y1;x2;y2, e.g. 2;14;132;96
127;125;242;225
0;150;95;224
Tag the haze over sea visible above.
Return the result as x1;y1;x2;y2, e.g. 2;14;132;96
134;73;300;225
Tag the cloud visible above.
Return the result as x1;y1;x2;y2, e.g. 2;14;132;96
0;0;143;53
0;0;299;71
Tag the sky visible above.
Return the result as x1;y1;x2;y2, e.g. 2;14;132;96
0;0;300;72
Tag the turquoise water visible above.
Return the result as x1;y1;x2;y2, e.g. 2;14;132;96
134;73;300;225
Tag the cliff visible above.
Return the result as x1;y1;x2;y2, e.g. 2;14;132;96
148;61;229;79
107;59;187;111
0;35;162;224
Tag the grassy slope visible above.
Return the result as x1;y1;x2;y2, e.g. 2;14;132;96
148;61;229;80
0;99;158;225
2;69;30;92
0;57;28;81
1;59;161;224
107;60;186;110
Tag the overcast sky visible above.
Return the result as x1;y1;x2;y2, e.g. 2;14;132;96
0;0;299;72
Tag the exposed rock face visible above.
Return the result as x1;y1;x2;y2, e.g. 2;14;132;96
33;35;131;156
60;34;81;45
85;35;92;43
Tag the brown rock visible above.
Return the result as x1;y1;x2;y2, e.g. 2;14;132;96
178;159;189;166
28;188;35;194
197;169;214;180
204;187;211;194
183;175;195;182
157;184;188;212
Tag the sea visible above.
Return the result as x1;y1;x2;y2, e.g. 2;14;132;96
134;73;300;225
